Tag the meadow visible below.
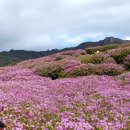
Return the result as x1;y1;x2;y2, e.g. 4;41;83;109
0;44;130;130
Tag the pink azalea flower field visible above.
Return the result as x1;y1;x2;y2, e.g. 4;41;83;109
0;66;130;130
0;46;130;130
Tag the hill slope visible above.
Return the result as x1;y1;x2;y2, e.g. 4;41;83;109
0;42;130;129
0;37;129;67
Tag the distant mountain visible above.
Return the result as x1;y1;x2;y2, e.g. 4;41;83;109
0;37;129;67
72;37;127;50
0;49;59;67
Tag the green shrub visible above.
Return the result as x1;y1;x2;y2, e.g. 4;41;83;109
99;44;118;52
39;65;66;80
111;49;130;64
48;69;61;80
85;44;118;54
80;55;91;64
39;67;52;77
124;55;130;69
80;54;104;64
90;55;103;64
9;60;17;66
85;47;100;54
69;64;94;77
58;70;67;78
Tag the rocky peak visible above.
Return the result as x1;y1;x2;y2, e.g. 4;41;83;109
100;37;124;44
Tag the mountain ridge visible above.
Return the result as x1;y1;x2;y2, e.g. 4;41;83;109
0;37;129;67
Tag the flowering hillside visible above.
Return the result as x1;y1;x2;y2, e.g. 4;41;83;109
0;44;130;129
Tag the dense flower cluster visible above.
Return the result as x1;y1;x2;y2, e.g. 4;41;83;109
17;51;125;78
58;49;86;56
0;66;130;129
124;55;130;68
68;63;124;77
61;60;81;73
95;63;125;76
107;46;130;64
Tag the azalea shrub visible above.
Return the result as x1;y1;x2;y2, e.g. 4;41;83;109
38;65;66;80
69;63;124;77
58;49;86;56
85;46;100;54
69;64;94;77
38;62;124;79
61;60;81;73
37;60;82;79
95;63;125;76
110;47;130;64
102;57;116;64
80;54;104;64
80;54;115;64
124;55;130;69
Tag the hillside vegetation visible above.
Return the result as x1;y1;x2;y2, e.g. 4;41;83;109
0;37;129;67
0;43;130;129
17;43;130;79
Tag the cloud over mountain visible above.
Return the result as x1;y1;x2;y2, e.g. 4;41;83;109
0;0;130;51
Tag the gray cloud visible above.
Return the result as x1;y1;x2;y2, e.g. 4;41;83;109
0;0;130;51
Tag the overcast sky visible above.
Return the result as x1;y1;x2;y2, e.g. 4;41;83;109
0;0;130;51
